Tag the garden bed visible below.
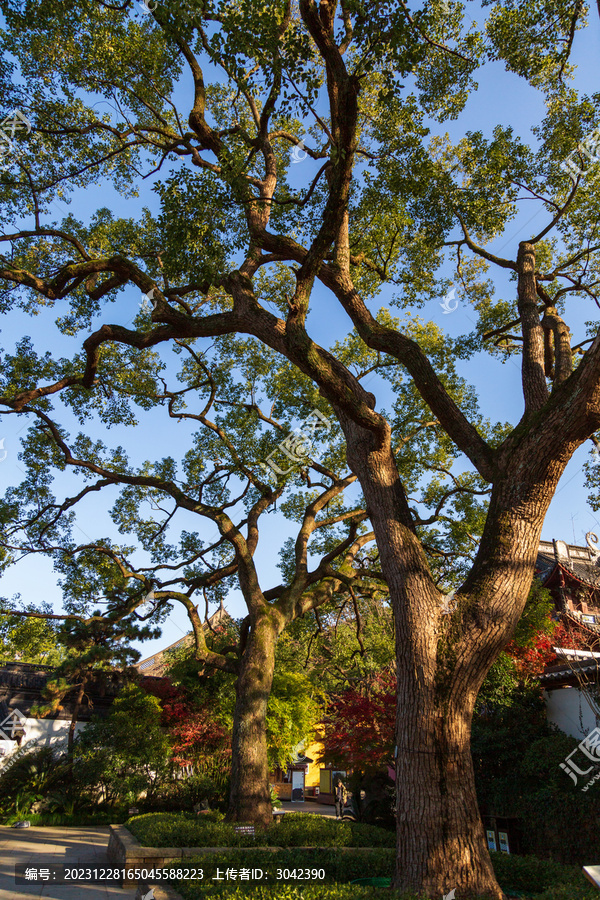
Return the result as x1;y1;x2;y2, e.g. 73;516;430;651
112;817;600;898
126;812;395;849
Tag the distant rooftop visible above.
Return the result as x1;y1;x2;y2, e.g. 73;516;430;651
135;603;230;677
537;535;600;589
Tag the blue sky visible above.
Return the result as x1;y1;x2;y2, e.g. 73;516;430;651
1;4;600;661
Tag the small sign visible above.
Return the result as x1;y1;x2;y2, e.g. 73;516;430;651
583;865;600;889
234;825;255;836
128;808;139;816
486;829;497;851
498;831;510;853
582;615;597;624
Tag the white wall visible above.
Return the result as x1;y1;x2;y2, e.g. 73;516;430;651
544;687;599;739
0;716;86;756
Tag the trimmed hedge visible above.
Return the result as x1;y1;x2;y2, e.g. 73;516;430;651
127;812;395;849
170;848;393;881
489;851;581;893
175;887;397;900
128;813;598;898
158;850;597;900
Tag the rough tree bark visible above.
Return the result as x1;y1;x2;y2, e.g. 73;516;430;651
227;611;279;824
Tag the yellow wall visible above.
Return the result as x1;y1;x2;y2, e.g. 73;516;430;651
304;738;325;788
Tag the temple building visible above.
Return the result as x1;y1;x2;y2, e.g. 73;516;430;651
537;533;600;739
536;534;600;638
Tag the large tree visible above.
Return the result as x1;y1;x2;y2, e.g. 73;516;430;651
1;0;599;896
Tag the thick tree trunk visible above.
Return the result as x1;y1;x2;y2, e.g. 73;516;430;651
227;612;278;828
336;407;573;899
395;695;498;898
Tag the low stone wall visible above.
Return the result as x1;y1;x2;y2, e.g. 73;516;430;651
108;824;282;887
108;825;185;884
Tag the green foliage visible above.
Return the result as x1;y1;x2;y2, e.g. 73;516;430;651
174;884;397;900
148;774;226;814
75;683;172;804
472;693;600;864
277;595;395;695
476;580;555;712
489;852;592;895
0;747;75;819
0;598;64;665
266;671;322;769
165;634;322;771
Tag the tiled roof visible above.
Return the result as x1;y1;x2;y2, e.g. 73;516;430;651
0;662;123;720
539;658;600;686
135;605;230;676
536;539;600;589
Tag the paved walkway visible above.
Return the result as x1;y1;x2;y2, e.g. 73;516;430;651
0;807;344;899
0;826;133;899
279;800;338;817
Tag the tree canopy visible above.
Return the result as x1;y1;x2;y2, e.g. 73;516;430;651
1;0;599;894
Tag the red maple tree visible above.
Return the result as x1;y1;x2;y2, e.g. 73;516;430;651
320;671;396;772
140;674;230;767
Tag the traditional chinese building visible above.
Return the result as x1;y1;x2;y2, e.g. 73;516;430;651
0;662;124;757
537;534;600;738
536;534;600;637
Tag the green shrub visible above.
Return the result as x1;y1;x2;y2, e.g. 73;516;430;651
517;785;600;864
177;848;393;881
148;774;224;813
472;702;600;866
174;886;399;900
490;851;580;893
0;747;79;820
128;812;394;849
128;812;258;848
